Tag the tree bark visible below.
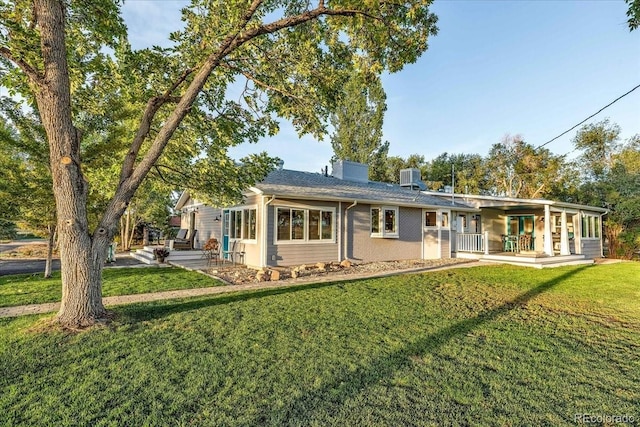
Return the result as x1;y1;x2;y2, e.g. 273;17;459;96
34;0;109;327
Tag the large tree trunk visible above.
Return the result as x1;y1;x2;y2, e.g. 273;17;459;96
34;0;110;327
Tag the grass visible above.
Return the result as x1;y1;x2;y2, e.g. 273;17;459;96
0;267;223;307
1;263;639;426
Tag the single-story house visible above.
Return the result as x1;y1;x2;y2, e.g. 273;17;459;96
175;160;606;268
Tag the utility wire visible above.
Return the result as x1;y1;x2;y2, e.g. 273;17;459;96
536;83;640;150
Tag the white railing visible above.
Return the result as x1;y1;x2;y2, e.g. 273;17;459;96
456;232;489;254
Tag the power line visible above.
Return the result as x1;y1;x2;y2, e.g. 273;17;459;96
536;83;640;150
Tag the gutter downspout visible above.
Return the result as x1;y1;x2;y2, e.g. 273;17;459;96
338;202;342;261
344;201;358;261
262;195;276;267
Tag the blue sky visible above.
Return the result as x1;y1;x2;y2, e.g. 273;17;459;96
122;1;640;173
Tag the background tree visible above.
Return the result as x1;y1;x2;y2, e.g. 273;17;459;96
0;0;439;328
572;119;621;181
484;134;567;198
422;152;486;193
573;120;640;259
0;104;57;276
0;122;23;240
329;70;389;181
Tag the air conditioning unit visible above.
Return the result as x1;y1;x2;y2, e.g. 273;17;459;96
400;168;427;190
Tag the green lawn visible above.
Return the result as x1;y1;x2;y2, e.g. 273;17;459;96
0;267;223;307
1;263;639;426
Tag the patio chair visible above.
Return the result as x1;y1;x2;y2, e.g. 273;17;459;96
222;241;246;265
503;235;517;252
202;238;220;266
174;229;197;250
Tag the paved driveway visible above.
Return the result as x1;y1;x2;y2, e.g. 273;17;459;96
0;255;145;276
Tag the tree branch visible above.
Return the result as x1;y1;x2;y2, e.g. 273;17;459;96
220;61;303;102
100;2;376;232
0;46;44;86
119;68;191;184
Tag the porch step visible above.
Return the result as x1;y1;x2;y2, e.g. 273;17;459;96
479;254;594;269
132;246;207;265
131;247;159;265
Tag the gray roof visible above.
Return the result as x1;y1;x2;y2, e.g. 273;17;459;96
252;169;475;210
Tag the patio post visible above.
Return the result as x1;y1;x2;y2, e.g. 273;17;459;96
484;231;489;255
543;204;554;256
560;210;570;255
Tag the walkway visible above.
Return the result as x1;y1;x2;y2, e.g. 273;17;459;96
0;261;480;319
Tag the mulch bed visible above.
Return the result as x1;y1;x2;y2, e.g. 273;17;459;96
206;258;471;285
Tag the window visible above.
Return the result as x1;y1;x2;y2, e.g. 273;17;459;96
277;208;290;241
275;207;335;243
309;210;332;240
229;208;257;241
371;208;380;234
371;206;399;238
441;212;449;228
581;214;600;239
243;209;257;240
425;211;437;227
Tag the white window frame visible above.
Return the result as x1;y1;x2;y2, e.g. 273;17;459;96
581;214;601;239
371;206;399;238
228;205;258;243
440;210;450;230
424;210;438;228
274;206;336;244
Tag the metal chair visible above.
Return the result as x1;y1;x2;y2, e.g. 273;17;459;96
222;241;246;265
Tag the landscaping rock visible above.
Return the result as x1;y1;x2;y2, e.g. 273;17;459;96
270;269;280;281
256;268;270;282
316;262;326;270
340;259;352;268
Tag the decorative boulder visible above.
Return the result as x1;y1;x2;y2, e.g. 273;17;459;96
340;259;352;268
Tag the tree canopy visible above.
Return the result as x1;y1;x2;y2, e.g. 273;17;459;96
0;0;440;327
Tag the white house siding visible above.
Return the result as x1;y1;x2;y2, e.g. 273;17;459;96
481;209;505;252
232;193;262;267
265;199;340;266
440;229;451;258
348;205;422;262
179;197;223;249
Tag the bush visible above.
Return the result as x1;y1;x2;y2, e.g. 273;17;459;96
0;220;17;240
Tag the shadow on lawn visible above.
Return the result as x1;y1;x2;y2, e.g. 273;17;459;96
116;280;351;323
272;266;589;422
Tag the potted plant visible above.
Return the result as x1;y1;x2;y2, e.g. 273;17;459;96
153;247;170;263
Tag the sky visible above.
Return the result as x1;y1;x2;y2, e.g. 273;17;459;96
122;0;640;173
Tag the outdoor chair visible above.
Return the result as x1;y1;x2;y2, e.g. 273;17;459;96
174;229;188;240
174;229;197;250
503;235;517;252
222;241;246;265
202;238;220;266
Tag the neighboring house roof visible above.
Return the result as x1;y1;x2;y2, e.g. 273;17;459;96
169;216;182;227
250;169;477;210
